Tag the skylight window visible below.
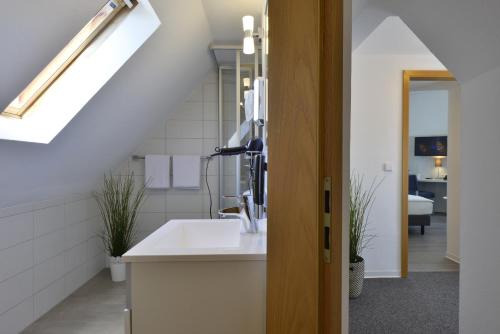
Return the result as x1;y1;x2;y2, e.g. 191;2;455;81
0;0;161;143
3;0;133;118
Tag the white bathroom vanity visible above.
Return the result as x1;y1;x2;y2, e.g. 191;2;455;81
123;219;267;334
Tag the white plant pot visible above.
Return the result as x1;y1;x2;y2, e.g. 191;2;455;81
109;256;126;282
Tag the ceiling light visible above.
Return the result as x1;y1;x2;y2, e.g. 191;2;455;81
242;16;254;33
243;36;255;55
242;15;255;55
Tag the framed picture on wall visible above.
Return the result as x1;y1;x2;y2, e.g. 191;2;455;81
414;136;447;156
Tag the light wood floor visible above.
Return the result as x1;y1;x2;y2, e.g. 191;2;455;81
409;214;459;272
22;270;125;334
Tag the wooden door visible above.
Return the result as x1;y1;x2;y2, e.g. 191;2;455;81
267;0;345;333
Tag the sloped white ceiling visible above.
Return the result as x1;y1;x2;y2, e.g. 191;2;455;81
354;0;500;83
356;16;434;55
352;0;390;50
352;0;369;18
0;0;215;206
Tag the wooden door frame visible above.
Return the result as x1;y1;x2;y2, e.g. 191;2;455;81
267;0;345;333
401;70;455;278
321;0;346;333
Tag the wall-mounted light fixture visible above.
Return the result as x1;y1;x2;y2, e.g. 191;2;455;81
242;15;255;55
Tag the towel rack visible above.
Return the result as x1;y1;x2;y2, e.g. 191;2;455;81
132;155;212;160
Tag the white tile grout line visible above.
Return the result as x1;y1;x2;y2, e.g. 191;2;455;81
0;252;106;328
0;196;93;220
0;228;100;285
0;214;99;256
0;222;102;331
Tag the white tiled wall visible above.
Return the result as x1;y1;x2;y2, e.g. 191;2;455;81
0;194;104;333
115;69;221;240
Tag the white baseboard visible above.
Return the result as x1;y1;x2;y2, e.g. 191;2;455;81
446;253;460;264
364;271;401;279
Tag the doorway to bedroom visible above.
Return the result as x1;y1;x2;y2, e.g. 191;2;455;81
402;71;460;275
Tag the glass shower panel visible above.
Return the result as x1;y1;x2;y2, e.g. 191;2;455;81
221;69;237;209
219;67;254;210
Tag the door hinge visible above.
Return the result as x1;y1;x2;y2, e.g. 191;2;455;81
323;177;332;263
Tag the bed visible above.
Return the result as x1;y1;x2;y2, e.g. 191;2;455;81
408;194;434;234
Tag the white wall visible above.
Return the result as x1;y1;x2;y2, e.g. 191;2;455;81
0;70;223;334
112;69;220;241
0;195;103;333
351;17;446;277
408;88;449;179
351;54;445;277
409;89;448;137
459;65;500;333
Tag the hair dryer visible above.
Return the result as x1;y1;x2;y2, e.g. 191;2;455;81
211;138;263;157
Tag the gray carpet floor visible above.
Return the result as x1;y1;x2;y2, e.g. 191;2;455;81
349;272;459;334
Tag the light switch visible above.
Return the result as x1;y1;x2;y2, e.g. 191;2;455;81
383;162;393;172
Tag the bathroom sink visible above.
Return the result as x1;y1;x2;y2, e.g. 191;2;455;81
123;218;265;261
155;219;241;250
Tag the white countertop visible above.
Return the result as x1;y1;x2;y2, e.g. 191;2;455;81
123;219;267;263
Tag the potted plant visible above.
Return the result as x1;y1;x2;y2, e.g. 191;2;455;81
349;172;381;298
94;173;146;282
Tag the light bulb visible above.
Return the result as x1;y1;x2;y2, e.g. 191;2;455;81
243;36;255;55
242;16;254;33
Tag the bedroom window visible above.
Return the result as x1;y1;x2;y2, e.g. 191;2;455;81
2;0;134;118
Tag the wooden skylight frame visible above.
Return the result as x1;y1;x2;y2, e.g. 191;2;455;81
2;0;135;118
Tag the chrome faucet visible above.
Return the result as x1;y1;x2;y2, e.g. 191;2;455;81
219;195;259;233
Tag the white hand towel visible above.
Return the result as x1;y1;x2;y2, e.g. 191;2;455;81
244;90;254;122
172;155;201;189
145;155;170;189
